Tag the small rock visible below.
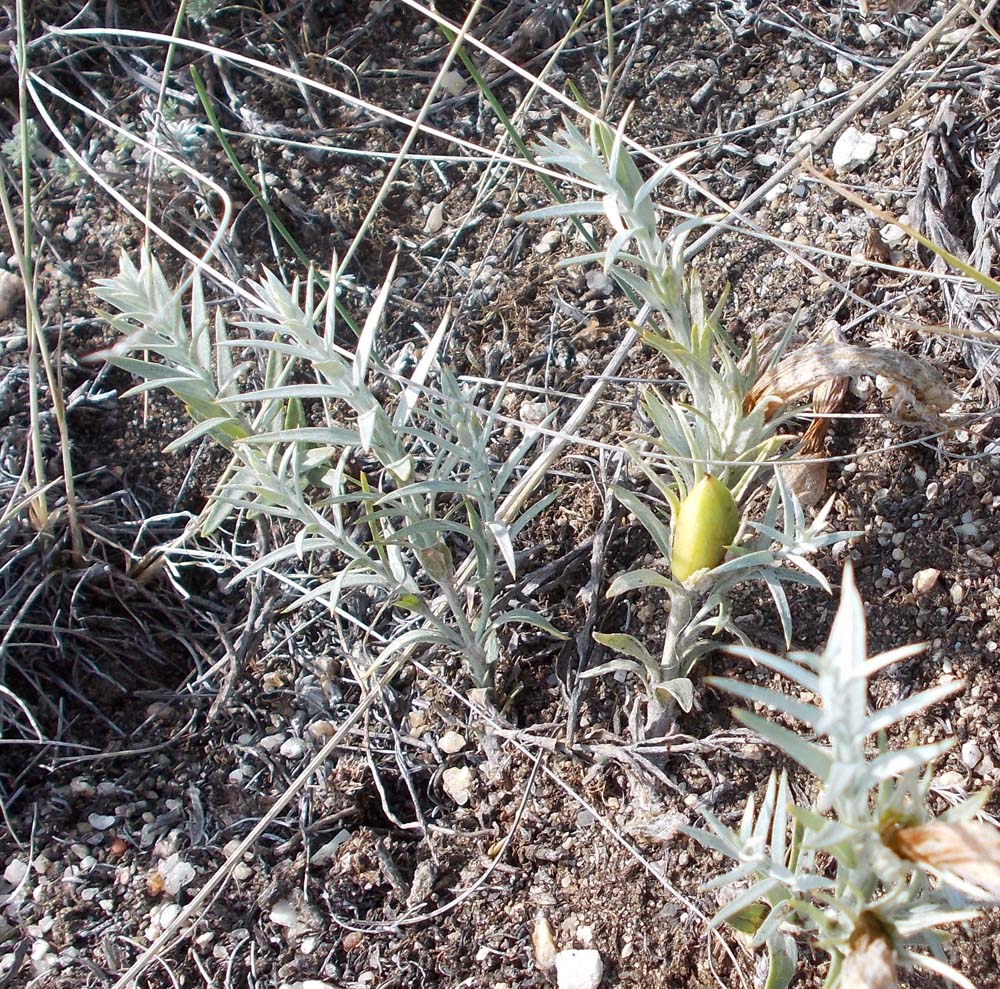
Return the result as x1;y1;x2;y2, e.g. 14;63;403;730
937;770;964;788
0;271;22;319
423;203;445;235
535;230;562;255
88;813;116;831
4;858;28;887
832;127;877;172
308;720;336;740
967;547;993;567
269;899;300;929
951;583;967;606
259;733;286;752
533;913;558;971
764;181;788;202
442;766;475;806
962;740;983;770
279;737;305;760
439;69;465;97
818;77;838;95
158;853;196;896
312;829;351;866
519;401;549;425
584;270;613;296
438;731;467;754
555;948;604;989
912;568;940;596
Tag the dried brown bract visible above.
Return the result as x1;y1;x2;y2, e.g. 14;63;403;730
841;911;898;989
779;374;850;507
885;820;1000;902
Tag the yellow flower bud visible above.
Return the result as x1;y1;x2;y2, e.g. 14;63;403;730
670;474;739;582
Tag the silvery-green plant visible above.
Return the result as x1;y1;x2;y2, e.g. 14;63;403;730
683;564;998;989
522;116;855;736
93;251;564;689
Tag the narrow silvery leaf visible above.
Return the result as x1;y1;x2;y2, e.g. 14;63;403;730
763;933;797;989
713;648;820;693
579;657;651;682
607;569;677;596
354;254;397;390
592;632;657;672
734;709;833;779
357;406;378;453
495;609;567;639
710;678;819;730
611;485;672;560
488;521;517;577
868;740;956;784
864;681;966;735
712;879;782;930
395;306;448;428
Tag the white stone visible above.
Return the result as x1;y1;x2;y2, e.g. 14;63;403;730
312;829;351;866
88;813;116;831
158;854;196;896
818;77;838;95
423;203;445;235
279;737;305;760
832;127;877;172
438;731;467;754
962;740;983;769
519;401;549;425
3;858;28;887
535;230;562;255
442;766;474;806
439;69;465;97
912;568;940;596
269;899;300;929
555;948;604;989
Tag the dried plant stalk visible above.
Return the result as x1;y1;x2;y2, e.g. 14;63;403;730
745;344;955;422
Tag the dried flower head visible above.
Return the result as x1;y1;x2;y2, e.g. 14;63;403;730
841;911;897;989
885;820;1000;902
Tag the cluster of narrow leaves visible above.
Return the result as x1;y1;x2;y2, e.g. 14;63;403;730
93;251;563;689
685;564;998;989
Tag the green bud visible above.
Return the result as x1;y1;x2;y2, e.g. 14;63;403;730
670;474;739;582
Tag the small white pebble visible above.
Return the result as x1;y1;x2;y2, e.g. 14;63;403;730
962;740;983;770
279;737;305;760
4;858;28;886
555;948;604;989
438;731;467;755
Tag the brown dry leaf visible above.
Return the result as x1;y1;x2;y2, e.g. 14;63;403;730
886;820;1000;901
745;343;955;422
779;375;850;507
